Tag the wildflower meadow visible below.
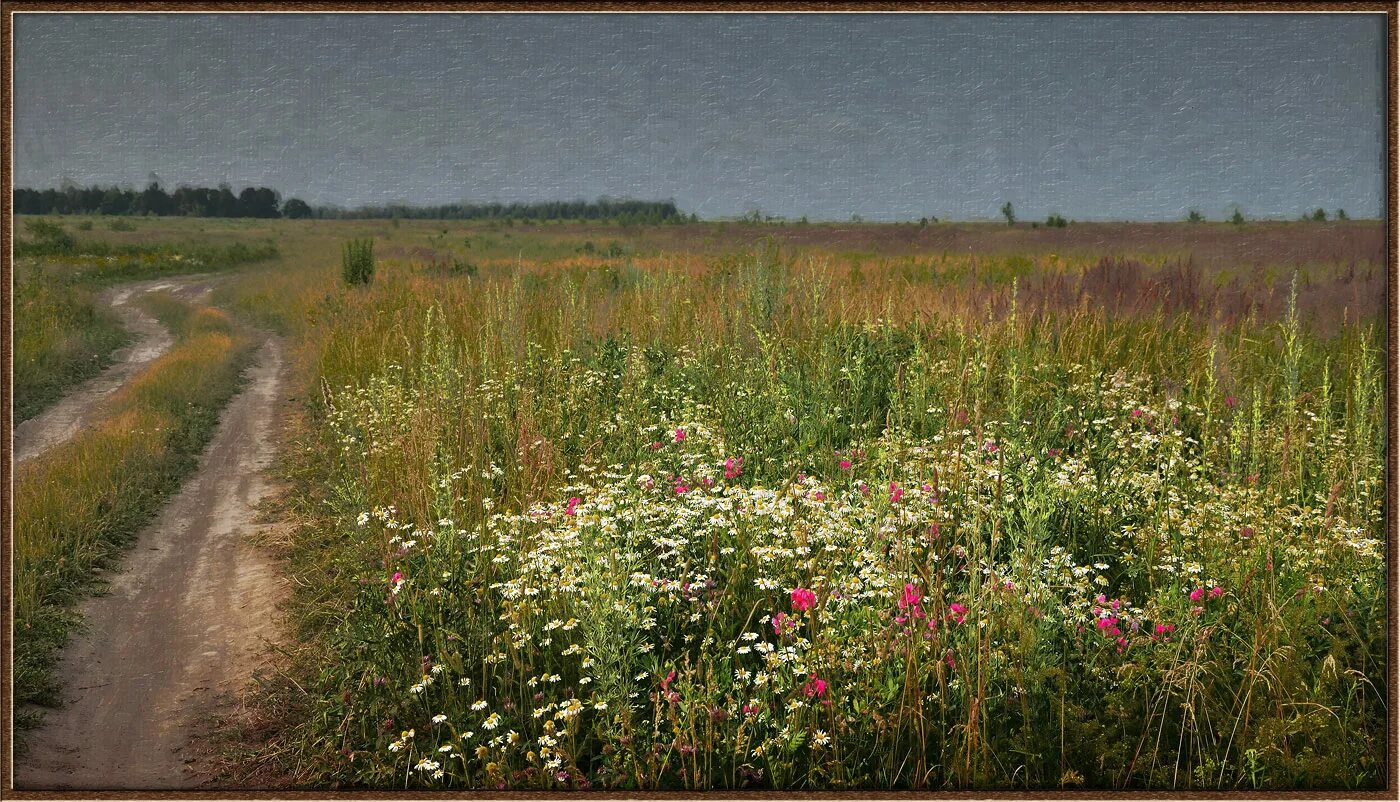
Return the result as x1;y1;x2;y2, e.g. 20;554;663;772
239;225;1387;791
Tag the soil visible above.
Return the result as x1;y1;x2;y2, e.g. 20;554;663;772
13;287;293;790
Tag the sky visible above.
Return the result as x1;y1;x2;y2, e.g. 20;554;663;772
11;12;1388;221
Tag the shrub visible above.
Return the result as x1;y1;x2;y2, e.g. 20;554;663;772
17;219;75;256
341;238;375;286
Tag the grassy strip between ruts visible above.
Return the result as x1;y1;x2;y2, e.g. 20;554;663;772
12;292;258;739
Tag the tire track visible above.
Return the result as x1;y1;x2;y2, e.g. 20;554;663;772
13;278;212;463
14;293;291;789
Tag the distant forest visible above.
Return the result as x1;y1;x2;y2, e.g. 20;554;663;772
13;183;690;223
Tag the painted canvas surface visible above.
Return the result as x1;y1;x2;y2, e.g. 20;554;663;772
6;8;1391;794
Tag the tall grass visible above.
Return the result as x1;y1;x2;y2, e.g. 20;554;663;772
12;296;255;730
251;242;1384;790
12;261;130;423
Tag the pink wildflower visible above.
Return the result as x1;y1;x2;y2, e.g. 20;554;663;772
724;456;744;479
1209;586;1223;599
839;459;852;470
1131;408;1145;418
1189;587;1205;602
790;587;817;612
564;496;580;516
899;583;922;610
803;675;828;699
888;482;904;504
674;428;686;443
772;612;794;635
947;602;968;625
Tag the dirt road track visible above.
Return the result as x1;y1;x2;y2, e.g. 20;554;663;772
13;278;213;463
14;324;290;789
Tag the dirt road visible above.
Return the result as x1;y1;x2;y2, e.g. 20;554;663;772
14;311;290;789
13;278;213;463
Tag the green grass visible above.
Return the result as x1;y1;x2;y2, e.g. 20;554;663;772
12;262;130;423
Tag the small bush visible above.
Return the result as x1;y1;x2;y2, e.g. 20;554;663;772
17;219;75;256
341;238;375;286
108;218;136;232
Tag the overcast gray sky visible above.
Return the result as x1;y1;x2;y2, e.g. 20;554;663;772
12;12;1387;220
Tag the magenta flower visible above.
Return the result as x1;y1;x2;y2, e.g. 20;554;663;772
790;587;817;612
839;459;852;470
947;602;968;625
888;482;904;504
1209;586;1223;599
1131;408;1145;418
390;571;402;585
772;612;793;635
1189;587;1205;602
899;583;922;610
564;496;580;516
803;675;828;699
724;456;744;479
674;428;686;443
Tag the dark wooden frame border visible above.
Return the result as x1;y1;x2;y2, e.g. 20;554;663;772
0;2;1394;799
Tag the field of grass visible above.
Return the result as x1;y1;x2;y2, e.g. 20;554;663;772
198;218;1386;790
12;217;277;422
9;216;1387;789
13;291;257;730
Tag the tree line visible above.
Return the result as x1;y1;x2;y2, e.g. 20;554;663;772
314;198;689;223
14;183;689;223
14;183;298;219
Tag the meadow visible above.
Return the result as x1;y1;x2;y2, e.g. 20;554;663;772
12;215;1389;790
